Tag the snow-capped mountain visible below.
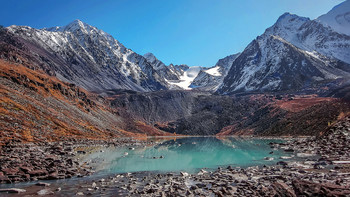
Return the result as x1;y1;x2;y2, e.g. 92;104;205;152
217;3;350;94
191;53;240;91
4;20;167;92
317;0;350;36
218;34;349;94
263;10;350;65
1;1;349;94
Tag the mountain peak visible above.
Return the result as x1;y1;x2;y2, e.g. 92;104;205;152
144;52;156;60
262;11;310;43
144;52;158;65
276;12;309;25
61;19;92;32
67;19;85;28
45;19;96;33
279;12;294;18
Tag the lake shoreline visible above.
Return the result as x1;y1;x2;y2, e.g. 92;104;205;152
1;118;350;196
0;138;160;185
0;136;288;185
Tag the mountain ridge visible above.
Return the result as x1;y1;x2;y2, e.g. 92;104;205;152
4;21;167;92
2;1;350;94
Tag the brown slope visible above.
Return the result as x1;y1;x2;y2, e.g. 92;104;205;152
0;60;169;144
216;95;350;136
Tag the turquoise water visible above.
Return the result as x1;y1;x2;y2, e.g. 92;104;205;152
83;137;289;174
0;137;291;194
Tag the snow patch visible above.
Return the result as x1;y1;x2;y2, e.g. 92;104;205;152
304;50;321;60
204;66;222;76
167;66;202;89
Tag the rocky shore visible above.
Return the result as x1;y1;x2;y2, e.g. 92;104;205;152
0;118;350;196
63;117;350;196
0;138;157;184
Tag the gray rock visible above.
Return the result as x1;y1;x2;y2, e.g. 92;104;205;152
36;182;51;186
0;188;26;193
37;189;54;195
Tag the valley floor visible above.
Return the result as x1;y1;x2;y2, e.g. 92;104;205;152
0;117;350;196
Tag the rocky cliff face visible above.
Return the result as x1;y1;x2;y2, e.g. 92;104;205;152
143;53;187;80
111;90;350;136
143;52;191;90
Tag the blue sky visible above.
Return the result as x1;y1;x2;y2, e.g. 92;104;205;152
0;0;345;67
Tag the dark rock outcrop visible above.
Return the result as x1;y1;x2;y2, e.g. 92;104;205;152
112;90;350;136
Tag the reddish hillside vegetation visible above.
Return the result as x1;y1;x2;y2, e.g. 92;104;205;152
0;60;170;144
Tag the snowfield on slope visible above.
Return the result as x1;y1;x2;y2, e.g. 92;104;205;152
167;66;202;89
204;66;222;76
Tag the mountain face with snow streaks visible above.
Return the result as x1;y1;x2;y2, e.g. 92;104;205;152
3;20;166;92
217;2;350;94
317;0;350;36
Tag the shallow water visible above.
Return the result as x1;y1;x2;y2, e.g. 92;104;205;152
82;137;289;175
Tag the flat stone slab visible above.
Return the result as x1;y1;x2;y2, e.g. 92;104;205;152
0;188;26;193
332;161;350;164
